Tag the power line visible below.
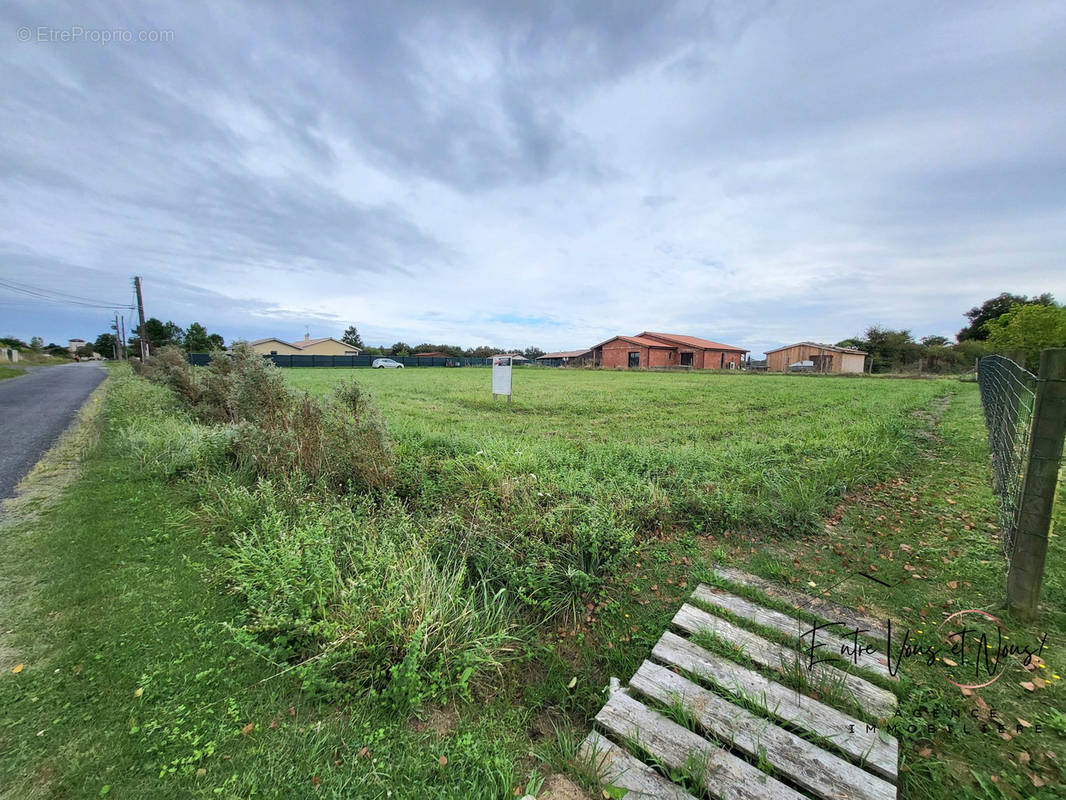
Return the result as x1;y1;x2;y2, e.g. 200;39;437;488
0;277;135;310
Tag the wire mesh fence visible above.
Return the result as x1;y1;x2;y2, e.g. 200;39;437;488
977;355;1038;561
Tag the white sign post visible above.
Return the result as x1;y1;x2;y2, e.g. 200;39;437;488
492;356;512;402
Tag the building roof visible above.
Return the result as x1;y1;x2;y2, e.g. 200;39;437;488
495;352;530;361
292;336;358;349
537;349;591;360
413;351;451;358
637;332;748;352
248;336;360;352
591;334;675;350
764;341;868;356
249;337;293;346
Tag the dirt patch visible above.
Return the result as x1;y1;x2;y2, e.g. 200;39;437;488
537;773;593;800
408;701;460;738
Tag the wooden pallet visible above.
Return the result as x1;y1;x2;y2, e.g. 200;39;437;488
581;571;899;799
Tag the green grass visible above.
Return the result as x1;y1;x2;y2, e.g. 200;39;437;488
0;366;25;380
2;365;1062;798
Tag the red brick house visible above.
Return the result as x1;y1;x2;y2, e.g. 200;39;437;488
590;332;747;370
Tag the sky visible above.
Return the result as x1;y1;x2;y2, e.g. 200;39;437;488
1;1;1064;357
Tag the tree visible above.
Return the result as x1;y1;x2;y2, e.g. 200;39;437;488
920;335;950;347
206;333;225;350
852;326;921;373
341;326;364;349
958;292;1055;341
986;304;1066;371
76;344;94;358
388;341;411;356
29;336;44;351
94;332;117;359
522;346;545;360
184;322;212;352
144;318;184;350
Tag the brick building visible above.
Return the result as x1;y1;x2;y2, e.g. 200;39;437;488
590;332;747;369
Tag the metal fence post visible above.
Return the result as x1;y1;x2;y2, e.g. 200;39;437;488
1007;348;1066;619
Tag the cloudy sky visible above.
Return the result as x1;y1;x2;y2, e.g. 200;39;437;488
2;1;1064;356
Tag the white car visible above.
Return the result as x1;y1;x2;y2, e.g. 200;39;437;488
372;358;404;369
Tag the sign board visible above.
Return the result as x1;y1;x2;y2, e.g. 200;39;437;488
492;356;512;400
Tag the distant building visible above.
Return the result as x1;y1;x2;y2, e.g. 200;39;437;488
590;332;747;370
494;353;531;363
765;342;867;373
68;338;86;354
247;333;360;356
536;349;592;367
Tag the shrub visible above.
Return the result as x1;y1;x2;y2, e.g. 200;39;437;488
133;345;201;405
135;344;394;491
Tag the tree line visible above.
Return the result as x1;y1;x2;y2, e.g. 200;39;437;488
838;292;1066;373
339;326;545;360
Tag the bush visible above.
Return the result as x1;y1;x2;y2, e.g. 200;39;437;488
135;344;394;491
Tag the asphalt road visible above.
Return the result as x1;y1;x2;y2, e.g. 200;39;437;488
0;362;106;500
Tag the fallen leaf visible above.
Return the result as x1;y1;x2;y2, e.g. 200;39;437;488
269;720;278;729
1019;752;1031;765
947;581;958;589
1020;681;1035;692
133;687;143;698
311;775;321;787
942;658;958;667
357;747;369;759
438;756;448;766
196;768;206;777
241;723;255;735
1018;718;1032;728
1029;773;1045;788
11;664;23;674
918;747;932;757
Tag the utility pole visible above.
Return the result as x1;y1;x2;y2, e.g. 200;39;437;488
134;276;148;360
112;313;120;360
120;314;127;360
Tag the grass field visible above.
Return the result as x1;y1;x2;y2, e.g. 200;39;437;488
0;366;25;380
1;364;1062;798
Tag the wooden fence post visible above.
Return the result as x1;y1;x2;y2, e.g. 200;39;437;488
1007;348;1066;619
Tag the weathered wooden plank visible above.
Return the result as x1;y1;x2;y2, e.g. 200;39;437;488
630;660;896;800
652;631;898;783
691;584;892;680
712;565;889;642
595;690;807;800
579;731;700;800
673;603;897;718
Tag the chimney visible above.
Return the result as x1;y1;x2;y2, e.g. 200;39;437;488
304;332;310;342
